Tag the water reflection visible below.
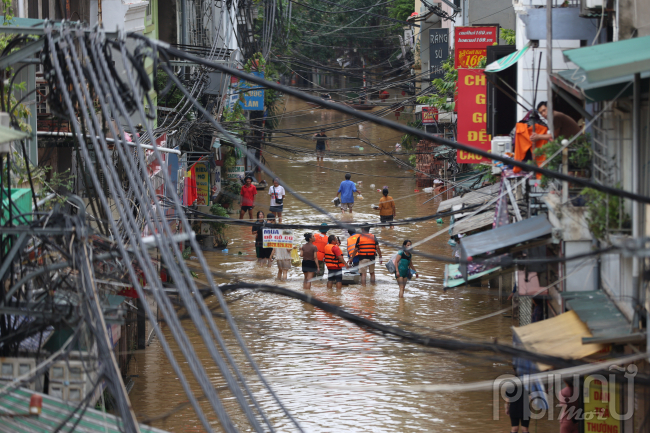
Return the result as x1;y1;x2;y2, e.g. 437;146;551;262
128;97;559;432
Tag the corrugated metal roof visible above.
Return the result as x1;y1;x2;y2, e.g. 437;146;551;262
460;215;552;258
437;183;500;213
459;215;553;281
0;387;170;433
561;290;631;340
450;211;493;236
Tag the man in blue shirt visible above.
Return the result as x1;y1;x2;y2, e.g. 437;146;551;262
336;173;361;214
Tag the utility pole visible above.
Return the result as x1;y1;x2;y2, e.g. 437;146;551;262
547;0;560;203
362;56;366;104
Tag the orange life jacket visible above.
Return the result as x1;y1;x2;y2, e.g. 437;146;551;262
324;243;344;270
313;233;328;261
346;234;360;257
514;122;548;179
355;233;377;257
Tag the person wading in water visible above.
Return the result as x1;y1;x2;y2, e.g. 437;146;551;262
300;233;320;290
353;226;383;286
239;176;257;219
312;223;329;277
324;235;346;290
313;129;329;164
392;239;418;297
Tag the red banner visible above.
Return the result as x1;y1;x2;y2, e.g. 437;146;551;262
454;26;497;68
456;69;490;163
422;106;438;124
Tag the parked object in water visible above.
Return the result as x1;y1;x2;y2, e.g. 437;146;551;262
342;270;361;285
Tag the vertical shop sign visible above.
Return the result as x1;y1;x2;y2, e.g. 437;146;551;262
212;167;221;198
583;376;622;433
457;69;490;163
454;26;498;68
429;29;449;81
194;162;210;205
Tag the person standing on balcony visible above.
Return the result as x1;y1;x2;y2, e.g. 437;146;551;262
531;101;582;142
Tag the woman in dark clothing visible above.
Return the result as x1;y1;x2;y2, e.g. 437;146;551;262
252;211;265;263
256;214;276;265
300;233;320;290
505;371;530;433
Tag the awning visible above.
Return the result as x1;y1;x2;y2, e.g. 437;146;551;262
450;211;493;236
512;310;606;370
485;42;532;73
562;35;650;83
444;263;500;289
437;183;501;213
552;68;650;103
0;124;29;145
561;290;643;345
0;387;170;433
460;215;552;280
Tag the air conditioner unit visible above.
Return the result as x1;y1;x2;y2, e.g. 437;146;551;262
49;356;100;405
581;0;604;15
0;358;39;390
584;0;603;8
491;136;512;156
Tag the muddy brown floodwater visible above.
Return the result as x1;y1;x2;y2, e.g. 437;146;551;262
128;96;559;432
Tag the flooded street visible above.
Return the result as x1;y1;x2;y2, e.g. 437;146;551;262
128;97;558;432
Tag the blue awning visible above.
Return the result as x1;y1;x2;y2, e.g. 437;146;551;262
459;215;553;280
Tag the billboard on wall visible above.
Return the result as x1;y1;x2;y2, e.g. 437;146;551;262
429;29;449;81
454;26;498;68
456;69;490;164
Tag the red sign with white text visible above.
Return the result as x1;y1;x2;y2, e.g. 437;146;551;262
457;69;490;163
454;26;497;68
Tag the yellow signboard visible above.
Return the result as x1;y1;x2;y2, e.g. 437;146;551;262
583;375;621;433
195;162;210;206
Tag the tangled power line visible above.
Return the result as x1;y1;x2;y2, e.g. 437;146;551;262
2;20;649;432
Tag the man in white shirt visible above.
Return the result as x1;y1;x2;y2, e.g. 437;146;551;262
269;177;286;223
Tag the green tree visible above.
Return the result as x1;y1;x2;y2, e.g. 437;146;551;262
388;0;414;21
500;28;516;46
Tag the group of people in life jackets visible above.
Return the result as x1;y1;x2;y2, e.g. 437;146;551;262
300;222;417;296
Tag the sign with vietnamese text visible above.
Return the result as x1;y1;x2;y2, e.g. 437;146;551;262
422;106;438;125
195;162;210;205
263;229;294;248
226;165;245;180
454;26;497;68
583;375;621;433
429;28;449;81
238;71;265;111
457;69;490;163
